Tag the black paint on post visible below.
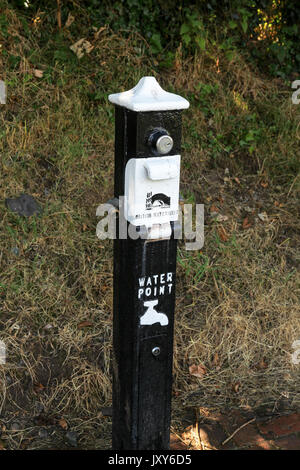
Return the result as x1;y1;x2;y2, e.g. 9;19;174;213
113;235;177;449
110;79;188;450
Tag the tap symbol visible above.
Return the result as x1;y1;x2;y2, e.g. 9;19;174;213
140;300;168;326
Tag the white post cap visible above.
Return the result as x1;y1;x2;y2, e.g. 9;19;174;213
108;76;190;112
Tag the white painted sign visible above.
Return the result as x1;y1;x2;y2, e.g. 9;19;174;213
137;272;173;299
125;155;180;227
140;300;168;326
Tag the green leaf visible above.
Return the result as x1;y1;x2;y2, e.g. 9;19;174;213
196;36;206;50
241;17;248;34
225;50;235;60
245;133;255;142
180;23;190;35
229;20;237;29
150;33;163;53
182;34;191;46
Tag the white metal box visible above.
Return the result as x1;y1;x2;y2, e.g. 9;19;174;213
124;155;181;227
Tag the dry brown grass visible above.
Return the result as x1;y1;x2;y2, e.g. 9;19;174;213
175;222;300;407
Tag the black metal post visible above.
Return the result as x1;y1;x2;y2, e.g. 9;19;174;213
109;77;189;450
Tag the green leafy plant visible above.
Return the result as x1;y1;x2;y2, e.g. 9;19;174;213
180;11;206;51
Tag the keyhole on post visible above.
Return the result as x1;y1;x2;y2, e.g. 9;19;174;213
147;129;174;155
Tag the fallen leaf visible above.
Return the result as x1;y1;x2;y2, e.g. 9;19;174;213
214;214;228;222
93;26;107;39
261;181;268;188
213;352;219;364
210;205;219;213
242;217;252;229
70;38;94;59
34;69;44;78
58;417;68;430
258;212;268;222
34;383;45;393
77;320;93;329
64;12;75;28
218;226;228;242
234;177;240;185
82;223;87;231
213;352;220;368
0;440;6;450
189;363;207;379
255;358;268;370
232;382;240;393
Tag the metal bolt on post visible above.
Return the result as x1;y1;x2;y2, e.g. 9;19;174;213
107;76;189;450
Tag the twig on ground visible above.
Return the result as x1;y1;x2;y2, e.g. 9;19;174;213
221;418;256;446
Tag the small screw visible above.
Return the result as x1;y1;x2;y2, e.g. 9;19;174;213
152;346;161;357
